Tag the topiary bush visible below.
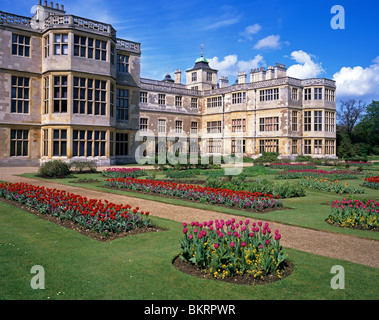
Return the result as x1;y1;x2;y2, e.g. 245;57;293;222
38;160;70;178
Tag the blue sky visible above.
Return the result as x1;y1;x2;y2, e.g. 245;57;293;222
2;0;379;103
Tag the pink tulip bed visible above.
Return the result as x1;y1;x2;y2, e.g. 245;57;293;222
327;198;379;230
177;218;292;284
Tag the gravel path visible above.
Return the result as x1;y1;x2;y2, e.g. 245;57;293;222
1;166;378;269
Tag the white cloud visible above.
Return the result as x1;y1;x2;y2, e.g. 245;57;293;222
204;17;241;30
286;50;325;79
253;35;287;50
333;57;379;98
240;24;262;40
209;54;265;76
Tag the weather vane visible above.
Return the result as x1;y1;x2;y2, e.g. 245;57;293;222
200;44;204;57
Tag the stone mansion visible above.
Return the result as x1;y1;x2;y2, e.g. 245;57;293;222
0;2;337;166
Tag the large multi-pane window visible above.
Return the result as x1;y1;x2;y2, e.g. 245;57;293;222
140;91;148;103
314;88;322;100
304;139;311;155
259;117;279;131
175;96;182;107
72;130;106;157
314;111;322;131
207;72;213;81
231;139;245;154
291;88;298;100
116;133;128;156
43;129;49;156
54;34;68;55
232;119;246;132
139;118;148;131
53;76;68;113
175;120;183;134
11;76;29;113
304;88;311;101
12;34;30;57
191;98;198;109
207;121;222;133
158;94;166;106
192;72;197;82
95;39;107;61
208;139;221;153
73;36;99;59
325;89;335;101
190;122;198;134
73;77;106;115
44;35;49;58
53;129;67;156
43;76;49;114
116;88;128;120
117;54;129;72
314;139;322;155
207;96;222;108
73;35;86;57
304;111;311;131
232;92;246;104
292;111;298;132
158;119;166;133
72;36;106;61
10;129;28;156
259;88;279;101
325;140;335;155
325;111;335;132
291;139;298;155
259;139;279;153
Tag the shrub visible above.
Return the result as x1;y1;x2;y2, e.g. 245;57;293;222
38;160;70;178
254;152;279;165
70;160;97;173
273;182;306;198
165;169;201;179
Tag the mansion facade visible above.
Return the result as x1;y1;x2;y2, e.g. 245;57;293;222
0;2;337;166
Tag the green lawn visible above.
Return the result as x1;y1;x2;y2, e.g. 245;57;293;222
1;201;378;300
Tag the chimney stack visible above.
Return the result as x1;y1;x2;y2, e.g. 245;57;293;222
174;69;181;84
237;71;246;84
266;66;275;79
219;76;229;88
274;63;287;78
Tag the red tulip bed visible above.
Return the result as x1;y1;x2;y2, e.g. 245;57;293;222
0;182;156;240
175;218;292;284
363;176;379;189
104;177;283;213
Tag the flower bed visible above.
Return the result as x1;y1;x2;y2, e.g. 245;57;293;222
101;167;145;179
269;163;317;170
178;219;288;281
327;198;379;230
276;169;361;180
363;176;379;189
104;178;283;212
0;182;154;237
300;177;364;194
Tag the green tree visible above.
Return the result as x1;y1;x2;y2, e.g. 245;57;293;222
353;100;379;155
337;133;356;159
